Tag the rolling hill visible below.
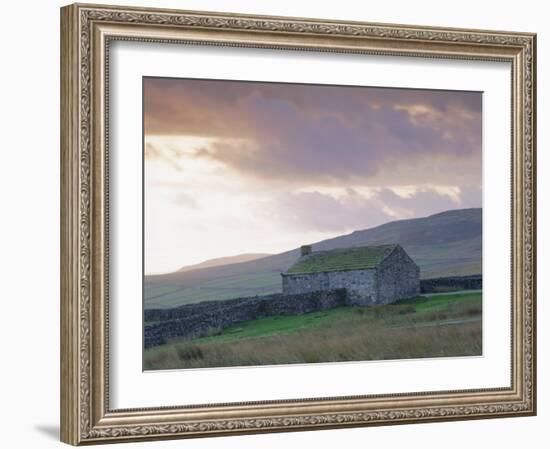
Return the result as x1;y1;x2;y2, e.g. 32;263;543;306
145;208;482;309
177;253;271;272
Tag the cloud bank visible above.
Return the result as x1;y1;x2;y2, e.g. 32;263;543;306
143;78;482;272
144;77;481;187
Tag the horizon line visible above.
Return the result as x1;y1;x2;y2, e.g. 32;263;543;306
145;206;482;277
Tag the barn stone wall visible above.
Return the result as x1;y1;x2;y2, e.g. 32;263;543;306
327;270;377;306
282;270;377;306
377;246;420;304
282;246;420;306
282;272;330;294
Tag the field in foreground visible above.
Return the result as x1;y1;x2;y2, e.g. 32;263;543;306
144;291;482;370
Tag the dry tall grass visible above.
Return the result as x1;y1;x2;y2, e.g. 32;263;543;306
144;318;481;370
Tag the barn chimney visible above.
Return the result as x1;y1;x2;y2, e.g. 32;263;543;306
300;245;312;257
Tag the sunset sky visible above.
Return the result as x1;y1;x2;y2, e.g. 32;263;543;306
144;77;482;274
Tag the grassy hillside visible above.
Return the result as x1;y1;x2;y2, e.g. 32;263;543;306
144;272;281;308
177;253;271;272
144;291;482;369
145;208;482;309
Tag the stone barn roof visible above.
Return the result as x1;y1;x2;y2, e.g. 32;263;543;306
285;244;398;275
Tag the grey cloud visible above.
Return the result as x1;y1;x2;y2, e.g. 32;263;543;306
268;187;472;233
267;190;392;232
144;77;482;187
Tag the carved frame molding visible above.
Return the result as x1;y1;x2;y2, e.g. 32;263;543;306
60;3;536;445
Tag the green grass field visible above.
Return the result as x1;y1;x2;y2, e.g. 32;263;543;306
144;272;282;309
144;291;482;370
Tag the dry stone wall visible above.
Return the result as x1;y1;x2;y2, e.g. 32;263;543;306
144;289;347;348
420;275;482;293
144;272;481;349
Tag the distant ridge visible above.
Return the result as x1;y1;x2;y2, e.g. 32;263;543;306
145;208;482;309
177;253;271;272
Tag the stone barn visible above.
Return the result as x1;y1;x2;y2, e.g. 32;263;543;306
281;244;420;306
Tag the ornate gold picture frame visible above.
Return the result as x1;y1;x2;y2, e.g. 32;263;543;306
60;2;536;445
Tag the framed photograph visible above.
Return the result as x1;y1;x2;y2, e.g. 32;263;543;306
60;3;537;445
